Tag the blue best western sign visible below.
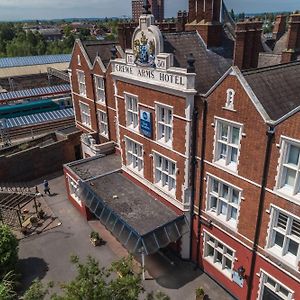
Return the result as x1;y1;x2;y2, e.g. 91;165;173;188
140;110;152;138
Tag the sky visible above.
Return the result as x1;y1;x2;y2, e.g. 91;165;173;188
0;0;299;21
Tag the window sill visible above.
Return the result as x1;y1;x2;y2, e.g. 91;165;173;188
266;247;299;270
154;183;176;198
127;165;144;178
204;256;233;280
222;106;237;112
156;139;173;150
213;160;238;173
205;211;238;231
273;188;300;205
100;133;109;139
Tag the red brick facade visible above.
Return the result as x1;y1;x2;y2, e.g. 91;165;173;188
66;13;300;300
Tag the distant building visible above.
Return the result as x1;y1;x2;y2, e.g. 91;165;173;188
132;0;164;22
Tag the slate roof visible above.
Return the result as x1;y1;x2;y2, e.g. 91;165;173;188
243;61;300;122
163;31;232;94
82;40;118;67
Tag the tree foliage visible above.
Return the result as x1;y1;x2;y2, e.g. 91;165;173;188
0;225;19;280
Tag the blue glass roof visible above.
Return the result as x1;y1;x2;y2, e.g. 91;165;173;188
0;84;70;102
0;54;71;68
2;108;74;128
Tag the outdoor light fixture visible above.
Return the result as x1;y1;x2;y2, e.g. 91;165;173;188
237;266;246;279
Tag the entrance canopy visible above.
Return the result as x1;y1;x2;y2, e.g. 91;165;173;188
79;171;188;255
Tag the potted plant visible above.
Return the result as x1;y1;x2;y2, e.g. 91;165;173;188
20;226;29;235
30;216;38;225
195;287;205;300
90;231;102;246
37;209;45;219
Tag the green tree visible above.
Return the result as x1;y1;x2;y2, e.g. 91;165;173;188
23;280;51;300
0;225;18;280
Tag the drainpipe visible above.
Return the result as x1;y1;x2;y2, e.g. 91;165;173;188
246;125;275;300
195;99;208;266
189;107;199;260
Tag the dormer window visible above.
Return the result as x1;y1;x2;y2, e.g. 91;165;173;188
225;89;235;110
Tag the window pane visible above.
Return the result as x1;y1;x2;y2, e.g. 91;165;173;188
274;232;284;247
212;179;219;193
231;127;240;145
287;239;299;256
231;147;238;163
224;257;232;270
221;124;228;141
232;189;239;204
222;185;229;199
220;201;227;215
207;245;214;257
220;144;227;158
284;168;296;187
288;145;300;166
209;196;217;211
230;207;237;220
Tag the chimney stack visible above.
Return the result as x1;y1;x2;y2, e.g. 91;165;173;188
186;0;223;48
233;19;263;70
281;13;300;63
176;10;188;32
272;15;287;40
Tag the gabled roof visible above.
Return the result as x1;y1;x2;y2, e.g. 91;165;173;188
82;40;118;67
243;61;300;123
163;31;232;94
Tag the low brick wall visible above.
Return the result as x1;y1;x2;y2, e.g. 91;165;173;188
0;129;81;182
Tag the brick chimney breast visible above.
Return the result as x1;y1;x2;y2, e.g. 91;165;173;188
233;20;263;70
282;13;300;63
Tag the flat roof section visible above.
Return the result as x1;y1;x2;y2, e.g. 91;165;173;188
88;171;181;236
79;170;187;255
69;154;122;180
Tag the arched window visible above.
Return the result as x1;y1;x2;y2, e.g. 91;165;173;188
226;89;235;110
77;55;81;66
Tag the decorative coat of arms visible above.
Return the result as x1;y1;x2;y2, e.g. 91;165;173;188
133;31;155;67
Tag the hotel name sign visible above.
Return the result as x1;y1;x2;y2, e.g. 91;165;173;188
113;62;194;91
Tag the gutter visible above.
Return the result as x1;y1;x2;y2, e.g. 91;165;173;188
189;107;199;260
246;125;275;300
195;99;208;266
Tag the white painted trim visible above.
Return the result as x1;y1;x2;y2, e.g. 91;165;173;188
202;229;236;280
201;159;262;188
76;122;94;133
107;106;117;112
73;91;95;103
258;269;295;300
118;124;188;159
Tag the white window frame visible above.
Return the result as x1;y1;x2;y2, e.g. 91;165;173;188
275;137;300;201
266;206;300;268
79;102;91;128
67;176;82;206
203;231;235;278
125;137;144;175
213;118;242;171
97;110;108;138
94;75;106;104
125;93;139;131
258;270;294;300
77;70;86;97
206;174;241;228
225;89;235;110
153;152;176;196
156;103;173;147
77;55;81;66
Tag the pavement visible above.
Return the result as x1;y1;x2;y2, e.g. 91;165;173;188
18;172;235;300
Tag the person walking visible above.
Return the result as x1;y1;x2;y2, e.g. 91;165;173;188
43;180;51;195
